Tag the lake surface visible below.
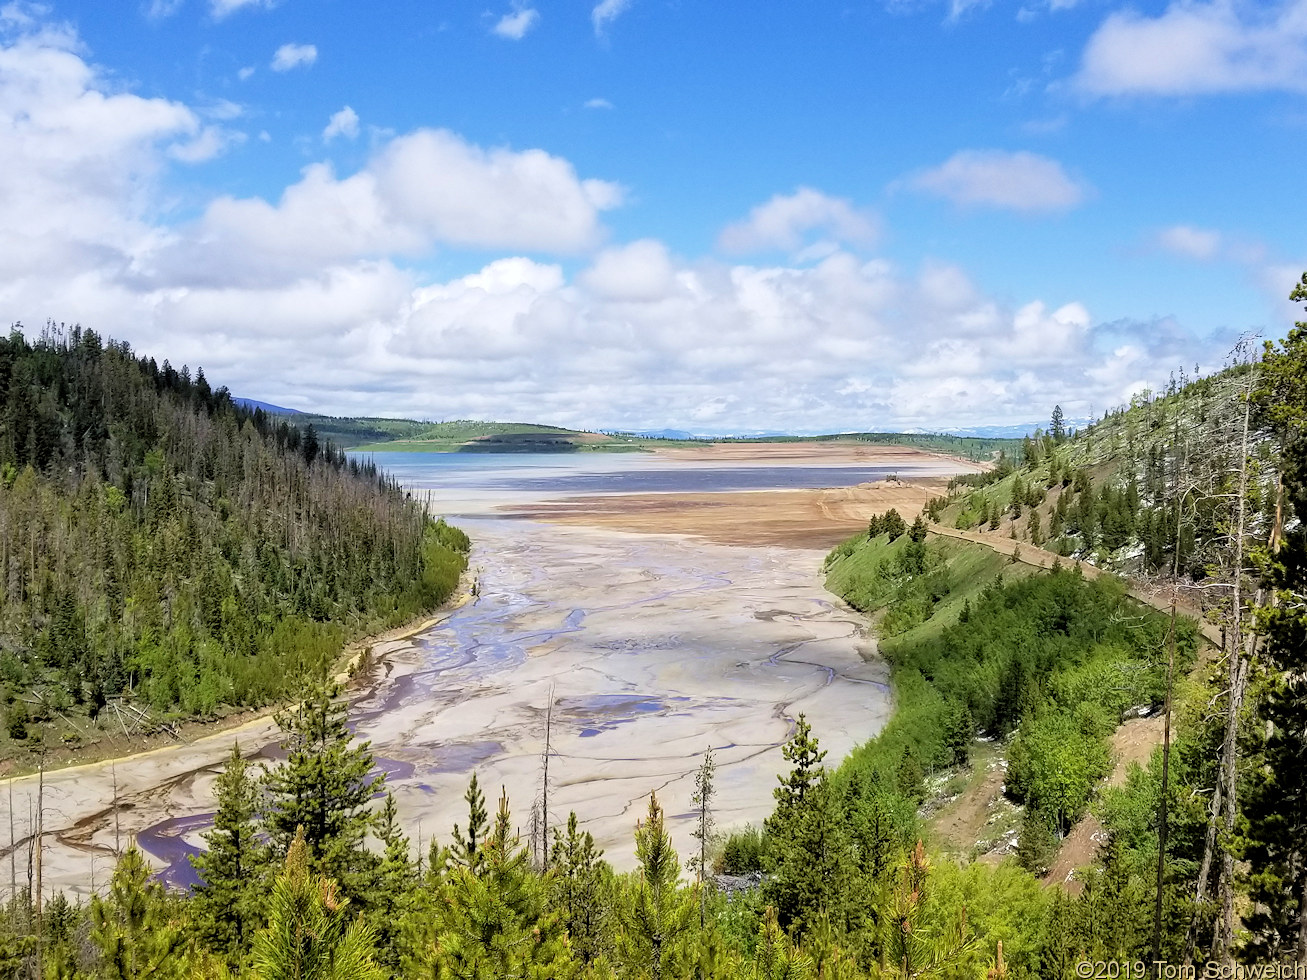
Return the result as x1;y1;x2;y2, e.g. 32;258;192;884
356;449;941;517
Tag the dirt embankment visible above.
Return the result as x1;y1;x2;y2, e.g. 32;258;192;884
1041;715;1166;893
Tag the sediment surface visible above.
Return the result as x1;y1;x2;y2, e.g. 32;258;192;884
6;444;975;892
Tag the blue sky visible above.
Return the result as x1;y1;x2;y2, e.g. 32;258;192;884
0;0;1303;431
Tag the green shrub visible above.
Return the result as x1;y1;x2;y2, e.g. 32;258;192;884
718;826;768;874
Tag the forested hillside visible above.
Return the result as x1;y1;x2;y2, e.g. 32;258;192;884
931;361;1267;589
0;325;468;752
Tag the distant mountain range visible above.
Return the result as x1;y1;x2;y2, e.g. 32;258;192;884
901;419;1095;439
233;398;302;415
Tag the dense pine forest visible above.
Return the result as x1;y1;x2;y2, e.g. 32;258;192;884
0;324;469;752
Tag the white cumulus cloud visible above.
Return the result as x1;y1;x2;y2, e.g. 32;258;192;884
592;0;632;36
270;42;316;72
144;129;623;285
908;150;1087;213
1156;225;1223;261
580;240;679;302
210;0;274;18
492;5;539;39
0;19;199;279
1077;0;1307;96
718;188;879;254
323;106;359;142
168;125;244;163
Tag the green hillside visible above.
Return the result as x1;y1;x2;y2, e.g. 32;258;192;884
929;363;1270;581
0;327;469;760
281;411;1025;458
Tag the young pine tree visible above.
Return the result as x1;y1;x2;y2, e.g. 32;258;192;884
249;828;385;980
765;719;848;935
771;715;826;822
550;811;611;967
366;791;415;972
408;788;571;979
191;741;268;970
450;772;489;876
621;792;693;980
908;515;928;543
262;682;383;900
90;847;188;980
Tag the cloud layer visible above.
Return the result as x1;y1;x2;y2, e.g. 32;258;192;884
1077;0;1307;96
0;14;1235;432
908;150;1087;213
271;42;316;72
718;188;879;255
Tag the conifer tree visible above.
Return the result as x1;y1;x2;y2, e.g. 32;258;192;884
1245;284;1307;964
747;905;814;980
765;720;847;934
885;841;978;978
881;509;907;541
191;741;268;970
687;747;716;931
942;700;973;767
90;847;188;980
406;788;571;979
771;715;826;821
249;829;384;980
550;811;610;967
367;792;414;972
908;515;928;544
621;792;693;980
451;773;489;876
262;682;383;898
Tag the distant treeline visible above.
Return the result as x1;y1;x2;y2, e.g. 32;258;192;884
0;324;468;734
724;431;1023;462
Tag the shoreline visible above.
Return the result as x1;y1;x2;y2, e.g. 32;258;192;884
0;575;478;786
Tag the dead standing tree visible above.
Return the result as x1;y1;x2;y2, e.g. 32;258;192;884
1169;351;1269;965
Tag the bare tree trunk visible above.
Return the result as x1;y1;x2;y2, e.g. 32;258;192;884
112;761;121;855
1183;771;1223;965
1297;871;1307;966
33;759;41;980
541;684;553;867
33;757;41;930
24;798;31;921
1210;374;1256;964
1154;594;1178;968
8;780;13;904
